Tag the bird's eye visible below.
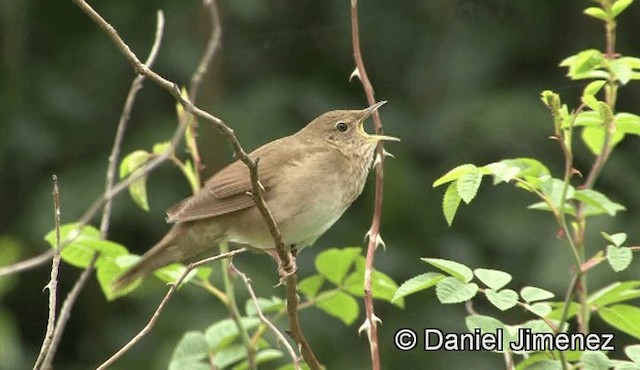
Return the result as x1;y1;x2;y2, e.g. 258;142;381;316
336;122;348;132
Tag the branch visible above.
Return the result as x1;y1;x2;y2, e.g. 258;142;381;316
231;263;301;370
350;2;387;369
70;1;319;367
33;176;62;370
96;248;247;370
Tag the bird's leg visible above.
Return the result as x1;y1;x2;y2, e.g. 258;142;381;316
267;245;298;285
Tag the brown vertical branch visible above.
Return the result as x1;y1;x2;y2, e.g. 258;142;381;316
32;176;62;370
350;1;387;369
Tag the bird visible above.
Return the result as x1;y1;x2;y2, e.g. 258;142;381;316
113;101;398;290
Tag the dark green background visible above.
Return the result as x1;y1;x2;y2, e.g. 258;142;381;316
1;0;639;369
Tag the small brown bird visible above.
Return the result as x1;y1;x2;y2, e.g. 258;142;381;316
113;101;398;290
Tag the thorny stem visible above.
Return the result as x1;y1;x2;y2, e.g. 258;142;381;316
351;1;388;369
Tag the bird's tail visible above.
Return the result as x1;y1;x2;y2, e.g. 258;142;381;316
112;223;217;292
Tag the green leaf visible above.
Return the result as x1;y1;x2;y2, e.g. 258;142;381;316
153;263;198;285
152;141;171;155
119;150;151;178
422;258;473;282
521;286;554;302
183;159;200;193
392;272;445;302
528;201;576;216
617;113;640;135
582;94;601;111
589;281;640;307
315;247;361;285
525;302;552;317
575;190;626;217
582;351;611;370
435;277;478;304
442;181;462;226
626;345;640;363
548;301;581;321
213;344;247;369
232;349;284;370
540;178;575;209
44;223;128;269
465;315;514;351
607;245;633;272
128;176;150;212
298;275;325;298
204;318;261;351
575;111;604;127
245;296;284;317
612;0;634;18
168;331;209;370
560;49;605;79
582;125;624;155
598;304;640;340
343;257;403;307
485;289;518;311
583;7;609;21
584;80;607;96
432;164;477;187
315;291;359;325
483;161;521;184
456;167;483;204
611;59;634;84
97;259;140;300
515;354;562;370
474;269;512;290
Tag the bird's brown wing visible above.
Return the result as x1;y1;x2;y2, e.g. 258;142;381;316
166;138;290;223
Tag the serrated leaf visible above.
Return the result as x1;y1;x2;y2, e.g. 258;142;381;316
152;141;171;155
483;161;521;184
97;258;140;300
521;286;554;302
474;269;512;290
582;351;611;370
128;176;150;212
598;304;640;340
589;281;640;307
343;257;403;307
607;246;633;272
213;344;247;369
422;258;473;282
315;291;359;325
525;302;552;317
583;7;609;21
245;296;284;317
575;190;626;217
232;349;284;370
392;272;445;302
612;0;634;18
432;164;477;187
315;247;361;285
528;201;577;216
540;178;575;210
442;181;462;226
602;232;628;247
169;331;209;370
456;167;482;204
465;314;514;351
435;277;478;304
485;289;518;311
626;345;640;363
582;94;601;111
575;111;604;127
611;59;634;84
298;275;325;298
582;126;624;155
560;49;605;79
204;318;261;351
153;263;198;285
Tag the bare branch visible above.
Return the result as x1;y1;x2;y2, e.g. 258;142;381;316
350;2;388;369
96;248;247;370
231;263;301;370
33;176;63;370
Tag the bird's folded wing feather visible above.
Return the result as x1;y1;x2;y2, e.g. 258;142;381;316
165;138;291;223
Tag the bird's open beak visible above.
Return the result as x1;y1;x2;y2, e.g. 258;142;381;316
357;101;401;142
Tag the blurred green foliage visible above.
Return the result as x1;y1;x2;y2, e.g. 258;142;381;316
1;0;640;369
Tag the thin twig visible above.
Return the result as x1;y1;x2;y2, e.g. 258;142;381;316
100;10;165;236
350;1;387;369
96;248;247;370
40;253;98;370
70;1;318;367
33;176;63;370
231;263;301;370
